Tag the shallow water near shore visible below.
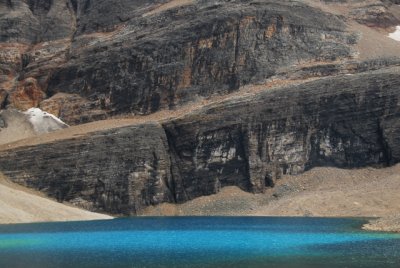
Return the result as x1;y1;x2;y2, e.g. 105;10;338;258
0;217;399;268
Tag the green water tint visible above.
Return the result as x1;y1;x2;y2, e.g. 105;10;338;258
0;217;399;268
0;237;41;249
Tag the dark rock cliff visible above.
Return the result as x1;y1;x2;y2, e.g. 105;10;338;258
1;67;399;215
0;123;174;214
2;0;399;124
1;0;356;122
0;0;75;42
48;0;354;115
1;0;400;215
163;67;400;200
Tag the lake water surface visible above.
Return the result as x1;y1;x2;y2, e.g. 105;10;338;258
0;217;399;268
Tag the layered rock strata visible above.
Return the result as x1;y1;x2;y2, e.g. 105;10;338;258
0;67;399;215
1;0;358;122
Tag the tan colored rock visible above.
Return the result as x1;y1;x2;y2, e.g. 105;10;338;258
0;43;29;94
40;93;107;125
39;93;65;117
9;78;46;110
363;215;400;233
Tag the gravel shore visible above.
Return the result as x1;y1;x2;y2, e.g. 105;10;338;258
143;164;400;232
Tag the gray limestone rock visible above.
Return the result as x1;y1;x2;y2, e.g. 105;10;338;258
1;0;355;121
0;123;174;214
1;67;399;214
47;0;354;116
0;0;75;43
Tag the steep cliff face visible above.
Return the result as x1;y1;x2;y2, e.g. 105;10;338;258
0;0;75;43
0;0;400;216
1;67;399;215
1;0;357;122
0;123;174;214
163;67;400;199
48;0;354;116
2;0;399;123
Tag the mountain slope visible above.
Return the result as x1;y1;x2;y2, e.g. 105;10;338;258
0;173;112;224
1;66;399;216
0;0;400;226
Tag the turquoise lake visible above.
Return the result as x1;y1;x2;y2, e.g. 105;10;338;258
0;217;399;267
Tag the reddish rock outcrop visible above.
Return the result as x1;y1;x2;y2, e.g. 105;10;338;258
9;78;46;110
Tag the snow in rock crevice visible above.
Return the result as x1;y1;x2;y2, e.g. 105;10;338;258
388;26;400;41
23;108;68;134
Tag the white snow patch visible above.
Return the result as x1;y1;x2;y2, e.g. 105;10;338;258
388;26;400;41
23;108;68;134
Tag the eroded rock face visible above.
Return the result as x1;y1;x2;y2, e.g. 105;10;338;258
8;77;46;110
48;1;355;115
163;67;400;198
0;0;75;43
0;114;5;128
39;93;107;124
0;123;174;214
350;3;400;27
0;0;400;215
2;0;399;123
1;0;358;122
0;67;399;215
0;43;28;97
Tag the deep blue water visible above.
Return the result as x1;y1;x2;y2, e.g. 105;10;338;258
0;217;399;268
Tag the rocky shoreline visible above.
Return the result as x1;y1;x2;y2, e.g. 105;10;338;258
1;164;399;233
140;164;400;233
363;216;400;233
